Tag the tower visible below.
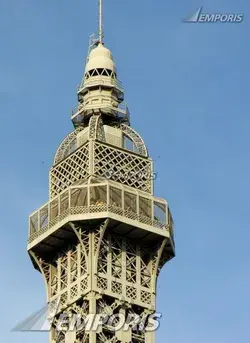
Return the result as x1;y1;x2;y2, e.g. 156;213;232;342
27;1;175;342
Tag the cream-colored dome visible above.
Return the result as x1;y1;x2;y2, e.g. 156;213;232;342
85;43;116;73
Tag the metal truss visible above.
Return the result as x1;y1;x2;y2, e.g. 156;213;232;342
29;216;173;342
28;20;175;341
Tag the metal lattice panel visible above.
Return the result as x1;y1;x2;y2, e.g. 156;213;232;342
50;143;89;198
94;141;152;193
50;299;90;343
42;243;89;312
96;233;153;307
95;297;151;343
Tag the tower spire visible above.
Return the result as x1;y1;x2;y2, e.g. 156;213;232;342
99;0;103;43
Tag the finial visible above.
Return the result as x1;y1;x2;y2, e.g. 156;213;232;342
99;0;103;44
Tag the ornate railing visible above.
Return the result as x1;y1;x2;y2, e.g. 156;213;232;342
71;101;129;117
78;77;124;93
29;183;173;244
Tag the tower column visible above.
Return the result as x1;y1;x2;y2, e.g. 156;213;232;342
27;1;175;342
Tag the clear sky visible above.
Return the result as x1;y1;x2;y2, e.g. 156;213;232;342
0;0;249;342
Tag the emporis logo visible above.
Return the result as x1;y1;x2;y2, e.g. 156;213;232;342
12;298;162;333
183;6;244;23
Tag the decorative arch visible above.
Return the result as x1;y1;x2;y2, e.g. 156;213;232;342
88;114;106;142
110;122;148;157
53;127;83;165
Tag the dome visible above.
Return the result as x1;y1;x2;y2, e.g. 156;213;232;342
85;43;116;73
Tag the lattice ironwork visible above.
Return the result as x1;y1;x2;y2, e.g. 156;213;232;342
50;143;89;198
29;208;173;343
95;233;156;308
33;243;88;310
50;299;90;343
97;276;108;290
141;291;151;304
94;141;152;193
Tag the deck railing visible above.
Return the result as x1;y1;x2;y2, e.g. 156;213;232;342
29;183;172;244
78;77;124;93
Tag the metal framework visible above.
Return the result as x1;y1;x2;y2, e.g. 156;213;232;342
27;2;175;342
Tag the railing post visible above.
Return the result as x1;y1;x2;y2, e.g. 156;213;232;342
68;189;71;212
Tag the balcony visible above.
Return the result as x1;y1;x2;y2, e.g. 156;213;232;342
78;76;124;95
71;101;130;126
28;178;174;248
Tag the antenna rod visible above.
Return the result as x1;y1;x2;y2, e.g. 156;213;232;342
99;0;103;43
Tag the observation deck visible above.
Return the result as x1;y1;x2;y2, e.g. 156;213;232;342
78;76;124;96
28;178;174;258
71;101;130;127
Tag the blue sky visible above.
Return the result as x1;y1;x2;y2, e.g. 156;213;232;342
0;0;249;342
